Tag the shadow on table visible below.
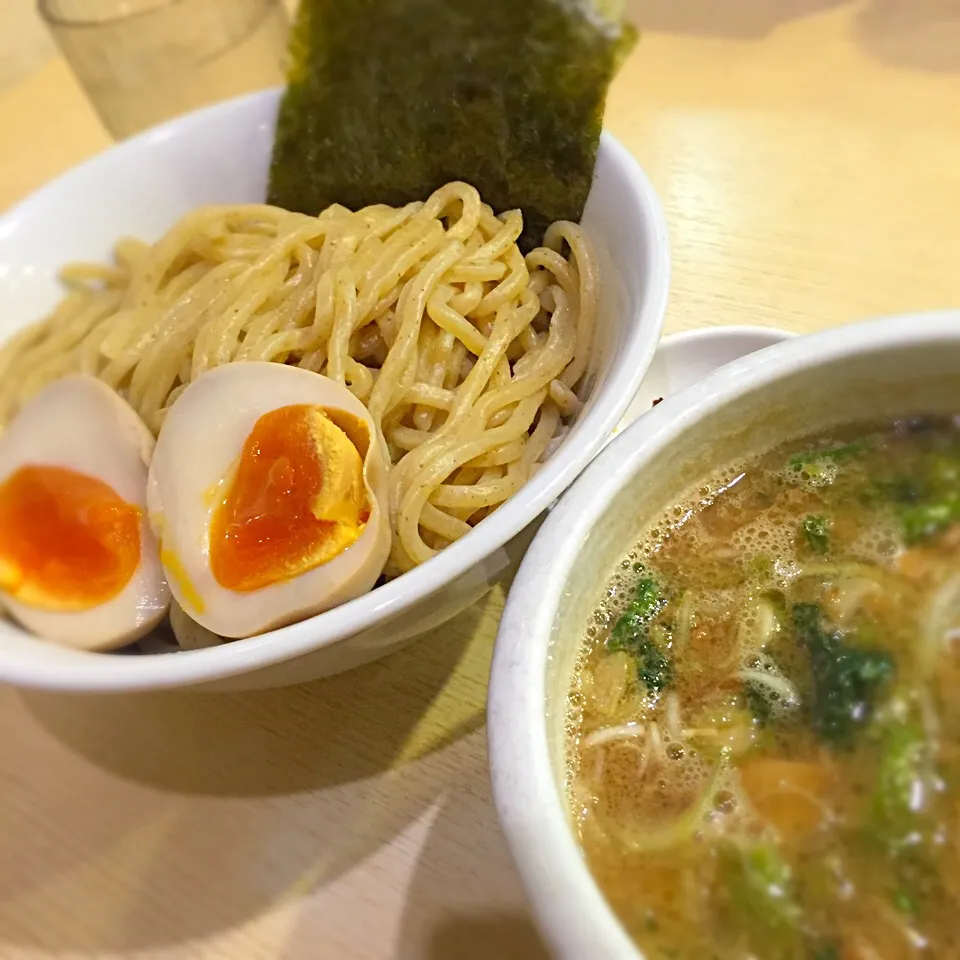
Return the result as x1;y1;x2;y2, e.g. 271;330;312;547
625;0;849;39
855;0;960;73
626;0;960;75
386;728;551;960
426;915;551;960
0;586;503;954
20;607;490;797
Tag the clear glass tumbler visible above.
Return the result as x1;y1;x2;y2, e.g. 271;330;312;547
38;0;290;139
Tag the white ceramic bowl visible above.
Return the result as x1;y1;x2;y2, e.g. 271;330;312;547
609;325;795;443
0;89;669;692
617;324;795;426
488;312;960;960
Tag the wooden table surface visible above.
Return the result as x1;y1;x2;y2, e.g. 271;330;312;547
2;2;960;957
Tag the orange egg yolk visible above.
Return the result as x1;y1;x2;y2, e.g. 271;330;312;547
0;465;142;611
209;404;371;593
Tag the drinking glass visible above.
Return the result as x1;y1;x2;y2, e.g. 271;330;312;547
38;0;290;139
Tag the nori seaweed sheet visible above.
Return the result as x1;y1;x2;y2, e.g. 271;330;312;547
268;0;635;251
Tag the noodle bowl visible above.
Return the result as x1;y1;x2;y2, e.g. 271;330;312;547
0;182;598;575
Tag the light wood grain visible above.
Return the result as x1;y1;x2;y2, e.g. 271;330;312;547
1;1;960;957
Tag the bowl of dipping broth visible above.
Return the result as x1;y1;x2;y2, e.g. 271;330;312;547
0;89;669;692
489;312;960;960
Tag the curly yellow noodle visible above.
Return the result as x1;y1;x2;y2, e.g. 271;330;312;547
0;184;598;574
394;391;547;568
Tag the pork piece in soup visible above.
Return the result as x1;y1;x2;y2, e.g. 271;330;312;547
568;417;960;960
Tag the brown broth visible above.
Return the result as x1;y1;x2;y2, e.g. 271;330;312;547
568;418;960;960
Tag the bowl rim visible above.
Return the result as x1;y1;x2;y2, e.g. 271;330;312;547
0;90;671;690
1;89;279;232
487;309;960;960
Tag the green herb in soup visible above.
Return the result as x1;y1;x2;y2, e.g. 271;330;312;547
568;417;960;960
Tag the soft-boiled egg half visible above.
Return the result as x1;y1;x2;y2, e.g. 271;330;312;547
148;363;391;639
0;376;170;650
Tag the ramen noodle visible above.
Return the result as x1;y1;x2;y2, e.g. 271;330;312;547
0;182;599;574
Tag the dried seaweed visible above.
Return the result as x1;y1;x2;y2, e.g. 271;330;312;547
269;0;635;250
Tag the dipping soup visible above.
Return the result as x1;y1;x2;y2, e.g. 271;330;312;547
568;417;960;959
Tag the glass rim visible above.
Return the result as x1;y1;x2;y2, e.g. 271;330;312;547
37;0;272;29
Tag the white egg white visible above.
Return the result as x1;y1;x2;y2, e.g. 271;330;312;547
147;362;391;639
168;599;223;650
0;376;171;650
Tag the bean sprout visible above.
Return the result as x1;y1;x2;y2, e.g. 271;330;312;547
583;722;647;750
737;668;800;706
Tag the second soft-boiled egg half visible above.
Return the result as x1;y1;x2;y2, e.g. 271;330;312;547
148;363;391;639
0;376;170;650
